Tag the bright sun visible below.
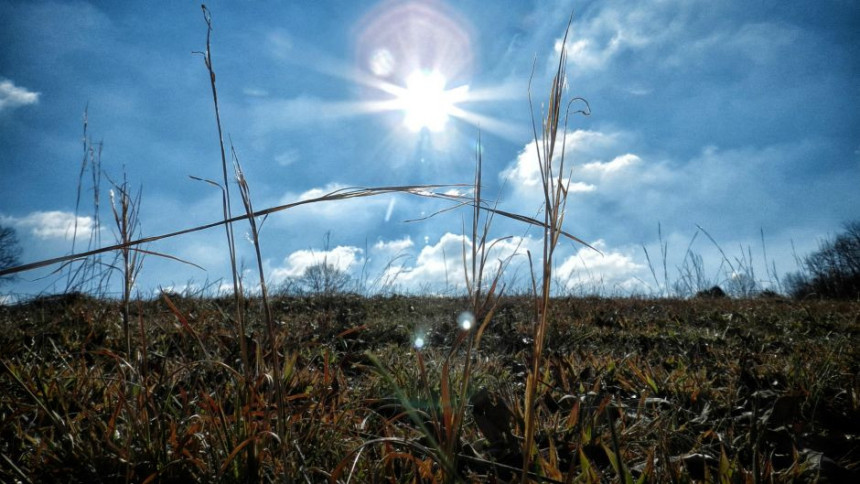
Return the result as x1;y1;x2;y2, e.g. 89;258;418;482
398;70;462;133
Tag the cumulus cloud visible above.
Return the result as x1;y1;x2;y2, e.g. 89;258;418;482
373;236;414;254
557;0;806;85
270;245;363;282
2;211;97;241
260;231;663;296
0;79;39;112
500;129;641;207
501;129;616;187
379;232;536;293
363;233;648;295
555;239;648;293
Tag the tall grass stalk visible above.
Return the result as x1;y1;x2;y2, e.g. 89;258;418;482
642;222;669;297
522;17;591;482
446;133;516;478
65;107;108;295
197;5;256;477
107;175;144;357
231;146;287;443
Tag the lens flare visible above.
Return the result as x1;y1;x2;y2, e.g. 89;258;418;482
458;311;475;331
369;48;395;77
414;335;426;349
347;1;524;142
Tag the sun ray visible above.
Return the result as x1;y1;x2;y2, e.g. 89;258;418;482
448;106;528;141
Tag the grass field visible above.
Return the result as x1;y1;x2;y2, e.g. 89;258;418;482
1;9;858;483
1;292;857;482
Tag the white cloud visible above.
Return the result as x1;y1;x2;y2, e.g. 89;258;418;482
295;183;350;202
271;245;363;281
270;182;400;233
385;232;536;293
558;1;685;74
501;129;619;188
580;153;641;177
559;37;620;73
366;233;649;295
2;211;97;241
0;79;39;112
555;239;648;293
559;1;802;79
373;236;414;253
500;129;643;209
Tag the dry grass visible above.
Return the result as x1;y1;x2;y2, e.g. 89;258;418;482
1;294;858;482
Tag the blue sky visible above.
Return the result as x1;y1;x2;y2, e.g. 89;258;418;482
1;0;858;299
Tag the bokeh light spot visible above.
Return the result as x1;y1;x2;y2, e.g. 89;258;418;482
458;311;475;331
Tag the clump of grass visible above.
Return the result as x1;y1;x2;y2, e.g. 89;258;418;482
520;15;591;482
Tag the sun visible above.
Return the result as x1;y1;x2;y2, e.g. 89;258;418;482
397;70;466;133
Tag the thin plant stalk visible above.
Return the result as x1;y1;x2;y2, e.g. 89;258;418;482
231;146;287;442
522;15;591;482
197;4;251;379
66;108;108;295
197;5;256;478
108;176;144;358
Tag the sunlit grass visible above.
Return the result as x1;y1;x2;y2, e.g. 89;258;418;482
1;6;858;484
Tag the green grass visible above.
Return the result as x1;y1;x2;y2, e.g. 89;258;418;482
1;293;858;482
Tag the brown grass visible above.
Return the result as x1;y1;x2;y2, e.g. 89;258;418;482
1;294;858;482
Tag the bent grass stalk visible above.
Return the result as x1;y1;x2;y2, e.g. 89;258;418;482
231;145;288;445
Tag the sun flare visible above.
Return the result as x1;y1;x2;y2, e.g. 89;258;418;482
397;70;467;132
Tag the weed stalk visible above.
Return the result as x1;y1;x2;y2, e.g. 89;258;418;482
231;146;287;443
521;16;591;482
108;175;143;358
197;5;256;478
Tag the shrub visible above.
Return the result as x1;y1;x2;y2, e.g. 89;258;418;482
0;225;22;287
787;221;860;300
695;285;726;299
299;261;352;296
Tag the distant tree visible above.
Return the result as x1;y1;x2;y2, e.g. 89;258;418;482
0;225;23;287
695;285;726;299
299;261;352;296
786;221;860;300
